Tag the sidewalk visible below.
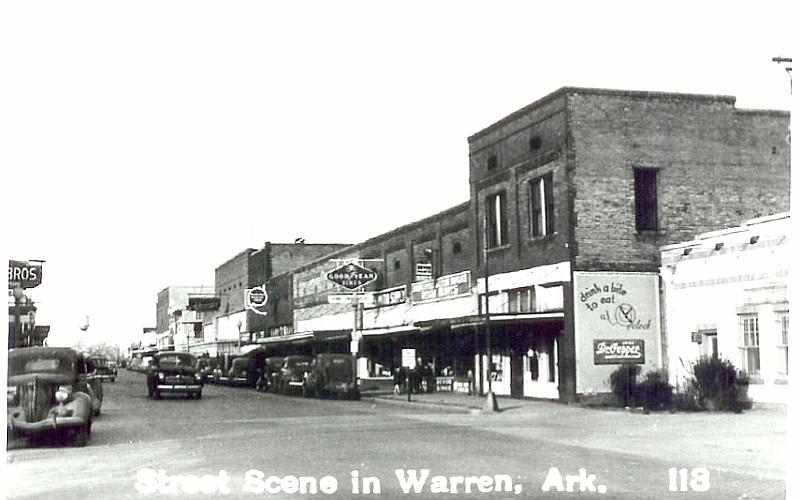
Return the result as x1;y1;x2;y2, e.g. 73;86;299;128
364;390;518;412
364;390;788;481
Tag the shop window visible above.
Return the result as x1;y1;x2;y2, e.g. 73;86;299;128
508;287;536;313
529;173;554;238
634;167;659;232
738;314;760;377
485;191;508;248
777;311;789;376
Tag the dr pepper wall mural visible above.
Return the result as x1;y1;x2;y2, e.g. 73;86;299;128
573;272;662;394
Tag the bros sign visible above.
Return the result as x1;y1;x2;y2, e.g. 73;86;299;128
326;262;377;290
9;260;43;289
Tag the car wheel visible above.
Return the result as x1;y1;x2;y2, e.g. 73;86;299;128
111;378;116;383
67;423;89;447
196;392;202;400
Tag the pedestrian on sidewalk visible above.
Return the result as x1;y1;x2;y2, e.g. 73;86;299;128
392;367;403;395
467;369;474;395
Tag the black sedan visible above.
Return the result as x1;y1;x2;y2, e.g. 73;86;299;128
146;352;203;399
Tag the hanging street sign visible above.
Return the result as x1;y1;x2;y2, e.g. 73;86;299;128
326;262;378;290
415;262;433;278
9;260;43;289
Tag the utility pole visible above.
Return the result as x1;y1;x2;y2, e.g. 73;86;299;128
772;56;792;93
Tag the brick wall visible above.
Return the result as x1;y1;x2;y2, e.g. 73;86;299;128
215;249;253;315
468;95;572;277
567;90;790;272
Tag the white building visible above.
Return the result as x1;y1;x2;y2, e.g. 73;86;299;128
660;213;789;404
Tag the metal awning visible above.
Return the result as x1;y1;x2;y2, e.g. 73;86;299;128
256;331;314;345
418;311;565;330
360;325;418;337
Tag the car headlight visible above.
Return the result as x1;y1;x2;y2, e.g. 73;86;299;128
7;386;18;406
55;386;73;403
158;372;165;380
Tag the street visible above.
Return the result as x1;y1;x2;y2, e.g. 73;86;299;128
6;370;786;500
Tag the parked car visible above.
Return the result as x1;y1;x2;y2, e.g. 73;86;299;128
91;355;117;382
146;352;203;399
197;357;220;383
7;347;102;446
273;356;312;395
303;354;359;399
256;357;286;392
218;355;256;387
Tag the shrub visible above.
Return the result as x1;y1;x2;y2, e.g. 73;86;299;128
692;357;740;411
609;365;641;407
637;370;673;410
672;378;702;411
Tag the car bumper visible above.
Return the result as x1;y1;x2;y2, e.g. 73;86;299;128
156;384;202;392
8;395;91;434
8;413;88;432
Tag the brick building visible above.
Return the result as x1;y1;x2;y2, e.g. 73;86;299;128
467;87;789;401
164;86;789;403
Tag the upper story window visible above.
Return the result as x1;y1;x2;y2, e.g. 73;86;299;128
529;173;554;237
487;155;498;171
634;167;659;232
529;135;542;152
393;259;401;270
452;241;462;255
485;190;508;248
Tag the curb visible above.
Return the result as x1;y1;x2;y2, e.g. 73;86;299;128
363;396;482;413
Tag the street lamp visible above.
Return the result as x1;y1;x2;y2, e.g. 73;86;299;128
482;213;499;412
237;320;242;349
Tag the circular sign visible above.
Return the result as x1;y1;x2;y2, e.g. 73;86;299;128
246;288;268;307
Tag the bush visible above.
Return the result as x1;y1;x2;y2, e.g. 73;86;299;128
637;370;673;410
692;357;741;411
672;378;702;411
609;365;641;407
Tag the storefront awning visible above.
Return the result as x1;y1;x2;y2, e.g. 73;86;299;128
313;330;351;342
418;311;564;330
360;325;418;337
256;331;314;345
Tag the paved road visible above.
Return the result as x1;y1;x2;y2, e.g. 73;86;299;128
6;370;785;499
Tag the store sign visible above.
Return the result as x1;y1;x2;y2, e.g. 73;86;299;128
326;263;377;290
8;260;43;289
245;285;269;316
593;339;645;364
410;271;470;303
371;286;406;308
402;348;417;368
415;262;433;278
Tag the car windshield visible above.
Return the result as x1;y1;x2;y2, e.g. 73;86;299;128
157;354;195;368
9;354;74;377
294;361;311;371
92;358;109;367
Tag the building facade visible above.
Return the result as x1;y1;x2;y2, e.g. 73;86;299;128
155;86;790;404
660;213;790;404
466;87;789;402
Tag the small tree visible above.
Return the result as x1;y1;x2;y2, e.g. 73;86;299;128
692;357;739;411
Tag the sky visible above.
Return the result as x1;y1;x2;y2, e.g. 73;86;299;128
2;1;795;350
